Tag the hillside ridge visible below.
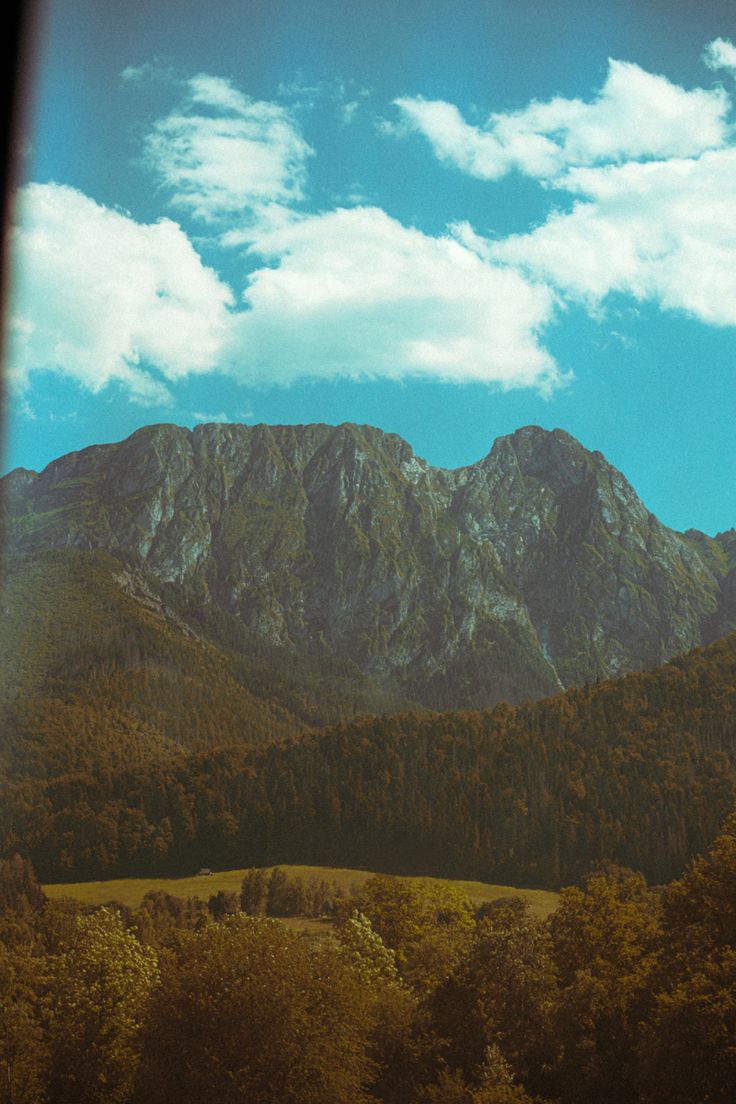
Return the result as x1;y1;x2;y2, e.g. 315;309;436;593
3;420;734;710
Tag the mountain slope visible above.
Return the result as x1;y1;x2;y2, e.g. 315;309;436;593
4;633;735;884
0;549;306;776
3;422;734;710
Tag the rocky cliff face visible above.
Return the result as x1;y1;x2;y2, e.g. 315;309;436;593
3;422;734;709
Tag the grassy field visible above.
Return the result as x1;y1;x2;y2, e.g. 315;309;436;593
44;864;559;917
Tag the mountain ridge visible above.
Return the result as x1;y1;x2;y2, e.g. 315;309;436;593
3;420;734;711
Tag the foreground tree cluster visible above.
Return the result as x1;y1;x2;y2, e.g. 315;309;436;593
2;815;736;1104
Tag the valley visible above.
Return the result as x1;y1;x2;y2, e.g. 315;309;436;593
2;423;735;889
2;420;735;1104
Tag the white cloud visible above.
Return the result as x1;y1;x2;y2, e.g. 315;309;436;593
393;47;736;330
7;185;562;401
491;148;736;325
395;60;730;181
704;37;736;75
20;49;736;411
144;74;313;225
9;183;234;400
224;205;561;391
340;100;360;124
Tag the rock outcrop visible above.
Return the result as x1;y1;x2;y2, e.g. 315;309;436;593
3;422;733;709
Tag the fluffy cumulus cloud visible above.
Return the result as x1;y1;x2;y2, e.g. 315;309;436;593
395;60;730;181
491;148;736;324
225;206;560;390
9;183;234;400
13;47;736;405
144;74;313;226
8;184;559;400
703;37;736;75
394;48;736;330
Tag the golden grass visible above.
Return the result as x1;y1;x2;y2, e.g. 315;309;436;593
44;864;559;918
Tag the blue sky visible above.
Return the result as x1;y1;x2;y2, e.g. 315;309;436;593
5;0;736;534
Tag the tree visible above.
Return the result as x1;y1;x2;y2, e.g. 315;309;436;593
638;947;736;1104
207;889;239;920
661;811;736;953
547;868;660;1104
240;867;269;915
473;1045;539;1103
356;875;475;992
134;915;376;1104
416;1050;537;1104
132;891;207;948
0;943;47;1104
336;911;424;1104
45;907;159;1104
0;856;45;916
260;866;303;915
636;814;736;1103
429;899;557;1095
337;910;400;986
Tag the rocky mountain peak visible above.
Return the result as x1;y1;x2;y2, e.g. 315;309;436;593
2;421;733;710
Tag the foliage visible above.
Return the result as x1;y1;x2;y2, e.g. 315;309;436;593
635;815;736;1103
429;900;558;1094
352;874;475;992
1;823;736;1103
337;910;400;985
547;868;661;1104
3;631;735;885
45;908;159;1104
0;942;47;1104
133;916;376;1104
132;890;208;947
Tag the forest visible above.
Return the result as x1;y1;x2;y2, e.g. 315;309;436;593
2;551;735;1102
2;629;735;885
1;810;735;1104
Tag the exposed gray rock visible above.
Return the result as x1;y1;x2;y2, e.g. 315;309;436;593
3;421;733;708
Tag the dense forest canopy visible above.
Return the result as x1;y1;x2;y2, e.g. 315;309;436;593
2;583;734;883
2;811;736;1104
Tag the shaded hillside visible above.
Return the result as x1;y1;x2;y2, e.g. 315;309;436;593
3;634;734;885
4;421;734;710
0;547;419;770
0;549;305;758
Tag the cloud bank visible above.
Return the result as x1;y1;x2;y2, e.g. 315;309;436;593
229;206;559;389
492;149;736;325
10;184;558;398
395;40;736;328
394;58;730;181
9;41;736;404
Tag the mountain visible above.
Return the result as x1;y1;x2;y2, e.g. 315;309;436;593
3;421;734;713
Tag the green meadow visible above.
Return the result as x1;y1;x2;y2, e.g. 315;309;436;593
44;864;560;917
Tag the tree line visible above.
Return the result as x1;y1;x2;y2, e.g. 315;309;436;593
2;635;735;885
2;812;736;1103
